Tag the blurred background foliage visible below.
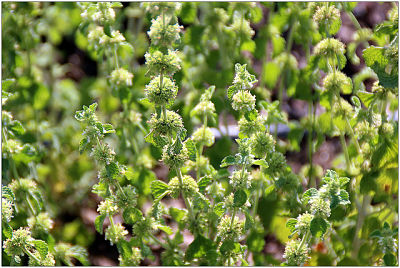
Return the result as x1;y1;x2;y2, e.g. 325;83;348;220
2;2;398;266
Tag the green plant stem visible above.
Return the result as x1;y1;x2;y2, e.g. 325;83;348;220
2;127;20;180
298;229;311;251
109;214;116;235
114;44;119;69
346;11;361;30
351;194;371;259
26;196;37;216
149;232;168;249
197;114;208;180
175;168;194;219
24;246;41;263
339;132;351;171
308;101;314;185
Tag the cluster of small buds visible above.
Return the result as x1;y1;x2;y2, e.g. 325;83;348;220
381;122;394;136
27;212;54;237
3;227;34;257
310;197;331;218
314;38;346;58
2;198;13;222
162;142;189;168
148;16;182;47
228;11;255;40
3;139;23;154
91;143;116;165
323;71;352;94
250;132;275;158
295;212;313;235
283;239;310;266
118;247;142;266
238;116;265;137
9;178;37;196
312;5;340;27
217;215;243;241
105;223;128;245
230;170;252;189
110;68;133;87
142;2;181;17
232;90;256;112
192;99;216;119
145;76;178;107
132;217;157;238
266;151;287;177
97;198;119;216
81;2;117;25
354;121;377;141
168;175;198;198
28;251;56;266
145;50;181;77
232;63;258;91
191;127;215;147
332;99;354;117
148;111;183;137
115;185;137;209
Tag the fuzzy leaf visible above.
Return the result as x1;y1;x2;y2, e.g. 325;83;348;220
2;186;15;202
252;159;269;168
233;189;247;207
32;240;48;258
310;217;329;238
383;253;397;266
185;235;215;262
151;180;169;199
2;221;13;238
286;218;298;233
220;155;237;167
157;225;173;235
102;123;115;134
185;139;197;161
198;176;212;193
302;188;318;203
213;202;225;218
95;214;106;234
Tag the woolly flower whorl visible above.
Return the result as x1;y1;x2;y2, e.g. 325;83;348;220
105;223;128;245
110;68;133;87
148;110;183;137
283;239;310;266
192;127;215;147
145;76;178;106
97;198;119;216
314;38;345;57
232;90;256;112
168;175;198;198
217;215;243;241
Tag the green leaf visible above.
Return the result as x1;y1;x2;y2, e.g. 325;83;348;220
185;235;215;262
185;139;197;162
383;253;397;266
102;123;115;134
123;207;143;225
227;85;239;100
286;218;298;233
198;176;212;193
310;217;329;238
32;240;48;258
262;61;280;88
151;180;169;199
302;188;318;203
2;79;15;91
110;2;123;8
2;186;15;202
156;225;173;235
233;189;247;207
79;137;90;154
244;109;258;122
117;240;132;260
339;177;350;187
95;215;106;234
213;202;225;218
338;189;350;206
244;210;254;231
252;159;269;168
363;46;398;88
220;240;241;255
106;162;119;179
369;229;382;238
220;155;237;167
2;221;13;238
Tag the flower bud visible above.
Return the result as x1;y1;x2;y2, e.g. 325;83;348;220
148;110;183;137
91;143;115;165
97;198;119;216
296;212;314;235
145;76;178;106
105;223;128;245
145;50;181;76
27;212;54;237
110;68;133;87
28;251;55;266
251;132;275;158
217;215;243;241
310;198;331;218
148;16;182;47
238;117;265;137
168;175;198;198
3;227;34;257
313;38;345;58
192;127;215;147
119;247;142;266
323;71;352;94
230;170;252;189
283;239;310;266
